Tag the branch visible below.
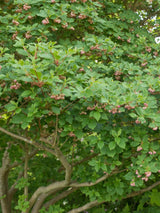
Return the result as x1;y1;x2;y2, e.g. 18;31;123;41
72;153;98;167
31;193;49;213
70;169;126;188
67;180;160;213
28;180;68;212
125;180;160;199
8;171;24;205
0;127;56;156
43;187;78;209
58;153;98;172
67;200;105;213
0;127;72;211
23;144;29;213
54;146;72;183
9;150;37;169
0;148;11;213
33;170;124;211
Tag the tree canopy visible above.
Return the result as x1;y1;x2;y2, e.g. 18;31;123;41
0;0;160;212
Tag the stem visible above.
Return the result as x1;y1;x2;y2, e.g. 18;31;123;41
67;200;105;213
43;187;78;210
23;144;28;213
0;148;11;213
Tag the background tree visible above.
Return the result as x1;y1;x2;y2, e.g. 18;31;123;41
0;0;160;212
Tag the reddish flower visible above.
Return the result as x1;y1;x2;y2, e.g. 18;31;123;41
79;68;85;72
127;38;131;43
23;4;31;10
148;151;153;155
42;18;49;25
62;23;68;28
28;16;33;19
145;171;151;177
12;31;18;40
25;31;32;39
145;46;151;53
135;119;141;124
153;51;158;56
51;27;58;31
148;88;155;93
68;132;76;137
12;20;19;26
153;127;158;131
141;62;148;67
70;11;76;17
130;180;135;186
78;14;87;19
137;146;142;151
69;27;75;30
80;50;85;55
15;8;22;13
54;18;61;23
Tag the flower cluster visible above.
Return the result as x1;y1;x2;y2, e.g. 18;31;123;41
50;94;65;100
10;80;21;90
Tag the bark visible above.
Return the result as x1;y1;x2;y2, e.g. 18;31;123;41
58;153;98;173
67;180;160;213
125;180;160;199
31;193;49;213
0;149;11;213
22;144;29;213
0;127;56;156
43;187;78;209
69;169;126;188
8;171;24;205
9;149;37;170
28;181;67;212
67;200;105;213
0;127;72;212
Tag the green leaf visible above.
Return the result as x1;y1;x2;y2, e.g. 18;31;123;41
135;107;143;116
0;74;5;79
118;140;126;149
107;149;116;157
21;90;32;97
111;130;117;137
115;137;120;144
121;203;130;213
5;102;17;111
12;114;26;124
109;141;116;150
37;10;48;17
129;113;137;118
93;111;101;121
39;53;53;59
21;122;30;129
88;119;97;129
150;190;160;206
117;128;122;136
15;108;22;114
98;141;104;149
51;106;61;114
